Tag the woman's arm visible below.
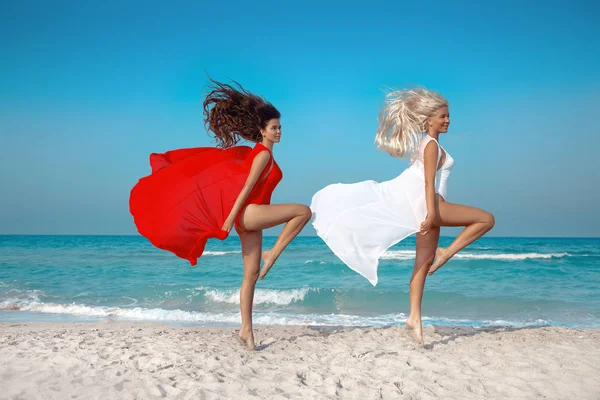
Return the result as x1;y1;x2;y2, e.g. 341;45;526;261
221;150;271;232
420;141;438;235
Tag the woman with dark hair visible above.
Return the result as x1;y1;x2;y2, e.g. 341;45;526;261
130;80;311;350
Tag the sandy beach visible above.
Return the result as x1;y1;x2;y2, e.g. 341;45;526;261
1;321;598;399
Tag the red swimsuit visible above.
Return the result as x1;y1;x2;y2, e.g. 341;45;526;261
129;143;282;265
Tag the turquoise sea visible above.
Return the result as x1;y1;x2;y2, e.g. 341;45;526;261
1;235;598;328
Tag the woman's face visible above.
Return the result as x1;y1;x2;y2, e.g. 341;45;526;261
261;118;281;143
428;106;450;134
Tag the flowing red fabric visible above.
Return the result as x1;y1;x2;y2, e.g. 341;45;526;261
129;143;281;266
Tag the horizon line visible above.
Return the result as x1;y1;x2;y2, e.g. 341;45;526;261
1;234;599;239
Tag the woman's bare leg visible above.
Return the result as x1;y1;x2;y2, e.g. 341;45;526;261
406;227;440;345
428;198;495;275
238;229;262;351
239;203;312;279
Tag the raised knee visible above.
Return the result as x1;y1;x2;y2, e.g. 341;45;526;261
484;212;495;230
299;205;312;222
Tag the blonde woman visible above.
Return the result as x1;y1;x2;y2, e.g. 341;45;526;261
310;88;495;344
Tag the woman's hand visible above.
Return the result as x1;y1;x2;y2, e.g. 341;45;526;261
420;216;435;235
221;217;234;233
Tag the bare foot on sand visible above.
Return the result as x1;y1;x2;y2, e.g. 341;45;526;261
428;247;450;275
406;317;424;345
259;250;278;280
238;329;255;351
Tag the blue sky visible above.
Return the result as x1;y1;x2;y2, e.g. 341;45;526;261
1;0;599;237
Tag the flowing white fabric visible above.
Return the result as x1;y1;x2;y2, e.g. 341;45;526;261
311;135;454;285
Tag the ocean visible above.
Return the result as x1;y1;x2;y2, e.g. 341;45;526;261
1;235;598;328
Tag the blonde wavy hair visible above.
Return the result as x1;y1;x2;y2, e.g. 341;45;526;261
375;87;449;158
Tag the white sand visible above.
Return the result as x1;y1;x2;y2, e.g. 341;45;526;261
1;321;598;399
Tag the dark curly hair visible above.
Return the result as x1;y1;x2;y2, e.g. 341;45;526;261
203;79;281;148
